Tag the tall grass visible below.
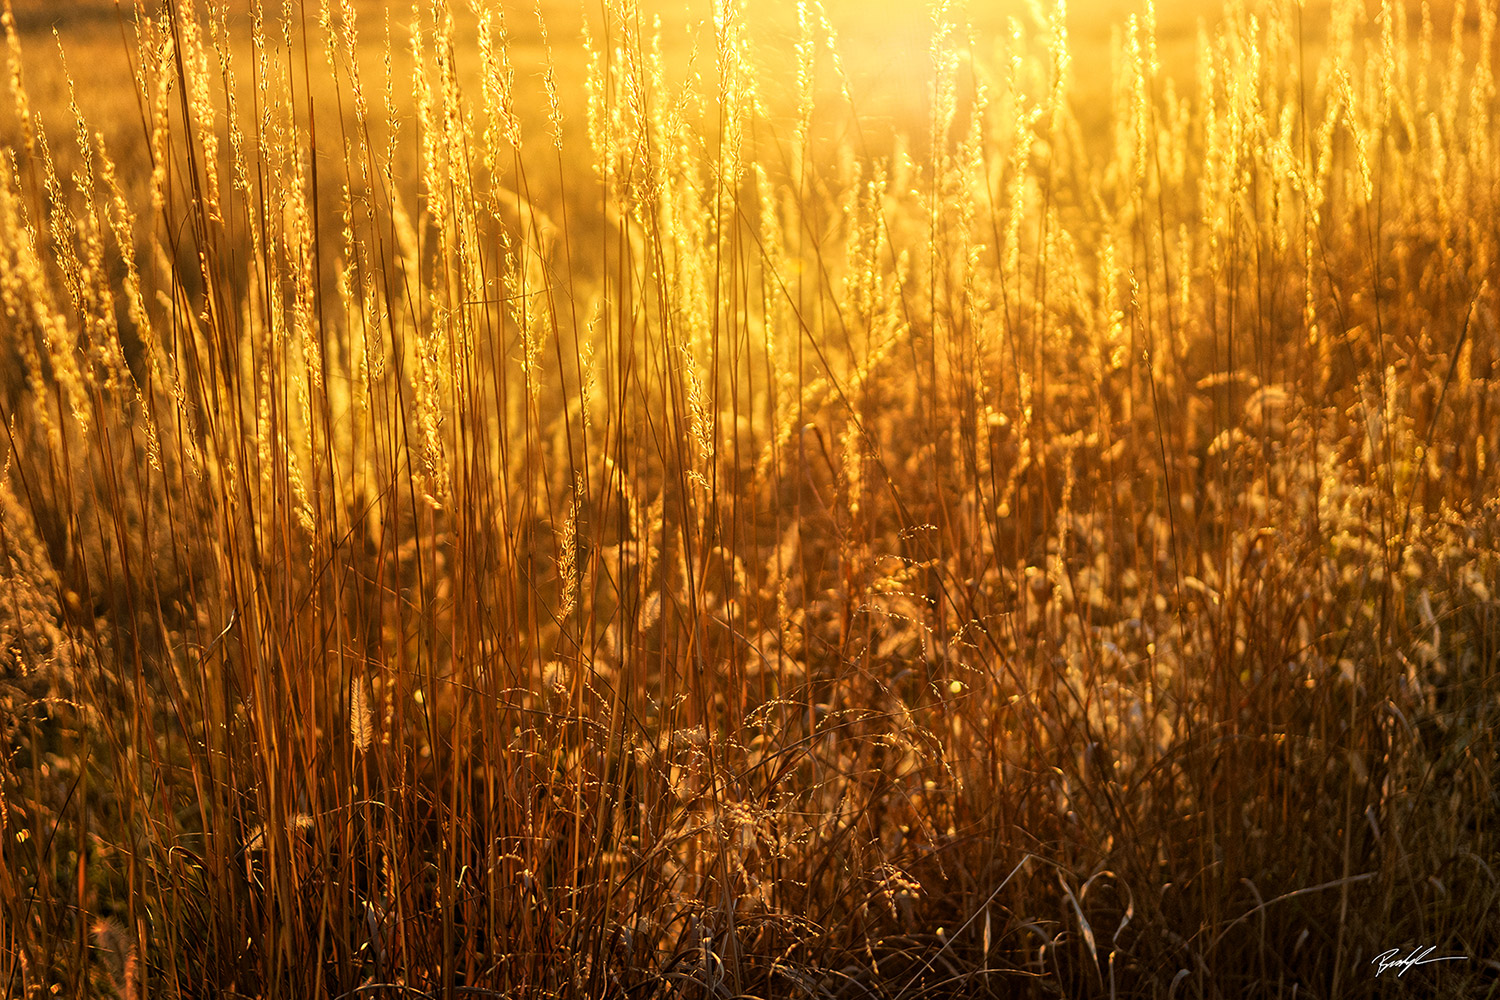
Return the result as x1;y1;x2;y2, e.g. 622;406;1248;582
0;0;1497;996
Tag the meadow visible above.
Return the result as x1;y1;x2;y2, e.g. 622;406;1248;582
0;0;1497;997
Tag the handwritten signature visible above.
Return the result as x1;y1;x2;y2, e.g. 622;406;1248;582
1371;946;1468;977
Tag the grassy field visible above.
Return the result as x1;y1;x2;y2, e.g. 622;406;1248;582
1;0;1498;997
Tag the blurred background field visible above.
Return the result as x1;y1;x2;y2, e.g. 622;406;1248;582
8;0;1494;210
13;2;1486;133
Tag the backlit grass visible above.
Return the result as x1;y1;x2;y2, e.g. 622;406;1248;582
0;1;1497;997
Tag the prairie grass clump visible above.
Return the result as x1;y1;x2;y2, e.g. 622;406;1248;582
0;0;1497;997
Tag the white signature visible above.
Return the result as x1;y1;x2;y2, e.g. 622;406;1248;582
1371;946;1468;977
